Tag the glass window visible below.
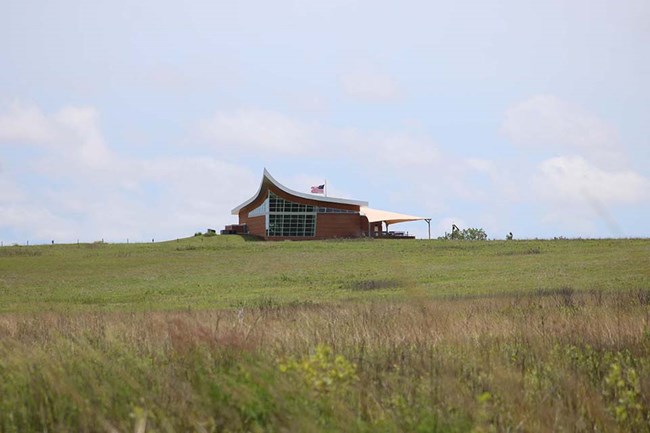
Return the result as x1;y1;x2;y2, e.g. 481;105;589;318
265;192;317;237
248;198;268;218
317;207;358;214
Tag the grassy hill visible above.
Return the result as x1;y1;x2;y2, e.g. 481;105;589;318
1;237;649;432
1;236;648;312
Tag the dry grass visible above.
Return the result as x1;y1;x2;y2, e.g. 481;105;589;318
1;290;649;432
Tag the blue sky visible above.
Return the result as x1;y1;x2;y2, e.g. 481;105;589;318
1;0;648;243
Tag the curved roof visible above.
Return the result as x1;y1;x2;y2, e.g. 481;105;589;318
232;169;368;215
360;207;426;225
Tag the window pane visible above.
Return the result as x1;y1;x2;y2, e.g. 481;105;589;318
267;192;317;237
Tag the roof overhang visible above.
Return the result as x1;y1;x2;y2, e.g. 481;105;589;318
360;206;426;225
232;169;368;215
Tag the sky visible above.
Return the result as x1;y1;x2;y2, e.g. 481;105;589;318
1;0;649;243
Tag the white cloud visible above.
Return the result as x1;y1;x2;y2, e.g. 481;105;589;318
0;177;23;202
53;106;112;168
135;156;258;221
499;95;650;236
536;155;649;205
338;129;439;168
502;94;623;167
198;109;318;156
340;68;401;102
373;133;439;167
533;155;650;236
0;102;58;143
1;153;258;243
196;108;441;173
465;158;496;174
0;102;262;243
0;200;75;241
0;102;113;169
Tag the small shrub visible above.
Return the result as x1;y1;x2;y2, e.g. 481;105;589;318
603;354;647;430
279;345;358;395
439;226;487;241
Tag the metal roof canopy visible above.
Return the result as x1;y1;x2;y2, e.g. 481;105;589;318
360;207;426;225
361;207;432;239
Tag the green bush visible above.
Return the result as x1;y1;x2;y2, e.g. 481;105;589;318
439;226;488;240
278;344;358;395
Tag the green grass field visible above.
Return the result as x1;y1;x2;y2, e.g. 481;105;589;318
1;237;649;432
1;236;648;312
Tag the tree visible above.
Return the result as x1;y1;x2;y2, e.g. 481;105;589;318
439;226;487;241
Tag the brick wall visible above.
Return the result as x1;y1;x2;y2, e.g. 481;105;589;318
240;215;266;237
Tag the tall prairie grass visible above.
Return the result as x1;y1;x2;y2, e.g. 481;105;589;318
1;290;649;432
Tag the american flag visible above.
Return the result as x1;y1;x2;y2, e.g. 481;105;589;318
311;184;325;194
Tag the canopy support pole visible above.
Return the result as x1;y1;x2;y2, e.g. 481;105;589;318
424;218;431;240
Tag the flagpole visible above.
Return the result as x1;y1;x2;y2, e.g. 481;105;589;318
325;179;327;197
